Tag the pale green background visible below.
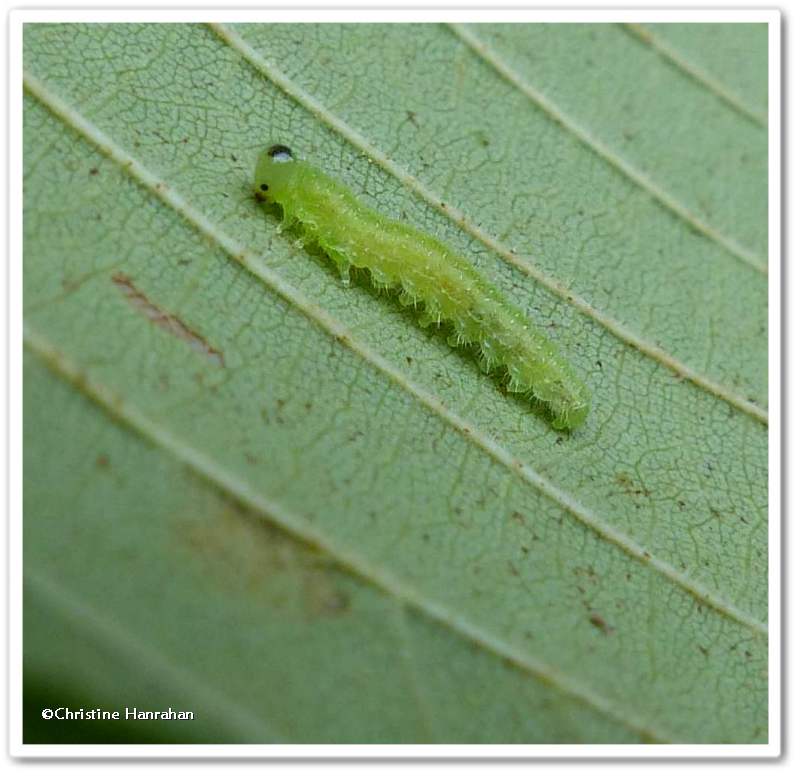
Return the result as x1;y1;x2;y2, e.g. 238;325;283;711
23;23;768;744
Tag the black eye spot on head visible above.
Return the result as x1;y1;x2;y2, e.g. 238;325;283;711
260;183;269;191
268;144;294;163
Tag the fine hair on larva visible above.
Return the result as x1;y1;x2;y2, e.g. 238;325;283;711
254;144;590;430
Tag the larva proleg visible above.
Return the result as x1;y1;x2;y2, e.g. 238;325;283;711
254;144;590;430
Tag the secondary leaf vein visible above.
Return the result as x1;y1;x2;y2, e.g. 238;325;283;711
209;22;768;425
449;23;768;274
22;70;767;641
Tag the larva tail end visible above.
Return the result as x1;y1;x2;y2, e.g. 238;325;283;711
551;396;590;431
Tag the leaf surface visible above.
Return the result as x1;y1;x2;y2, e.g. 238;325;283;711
23;22;768;744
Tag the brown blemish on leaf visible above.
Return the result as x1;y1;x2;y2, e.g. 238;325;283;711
172;501;351;620
614;471;651;498
589;612;613;634
574;564;599;585
111;273;224;367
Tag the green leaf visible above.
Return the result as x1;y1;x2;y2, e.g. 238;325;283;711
23;22;768;744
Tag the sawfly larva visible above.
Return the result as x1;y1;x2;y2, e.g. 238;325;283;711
254;144;590;430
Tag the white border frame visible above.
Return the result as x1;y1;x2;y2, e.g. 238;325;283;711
7;3;782;760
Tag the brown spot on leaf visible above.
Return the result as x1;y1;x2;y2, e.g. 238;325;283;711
589;612;613;634
614;471;651;497
111;273;224;367
173;501;350;620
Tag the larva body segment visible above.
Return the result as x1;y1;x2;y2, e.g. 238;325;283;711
254;145;590;430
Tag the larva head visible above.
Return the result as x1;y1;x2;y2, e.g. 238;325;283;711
254;144;296;204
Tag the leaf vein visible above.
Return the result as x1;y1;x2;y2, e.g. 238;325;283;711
621;23;768;127
449;22;768;274
22;70;767;641
209;22;768;424
23;331;672;743
25;570;285;742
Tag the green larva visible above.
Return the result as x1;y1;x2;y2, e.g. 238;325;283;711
254;144;590;430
